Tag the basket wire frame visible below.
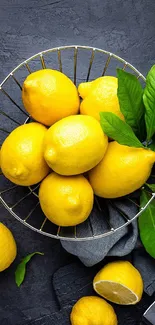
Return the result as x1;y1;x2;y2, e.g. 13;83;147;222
0;45;154;241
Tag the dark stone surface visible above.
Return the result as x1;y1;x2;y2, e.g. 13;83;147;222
0;203;75;325
0;0;155;324
0;0;155;82
53;261;154;325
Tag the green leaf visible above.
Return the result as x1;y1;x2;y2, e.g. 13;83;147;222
15;252;44;287
117;69;145;140
100;112;144;148
148;134;155;151
146;183;155;192
143;65;155;141
148;142;155;151
138;189;155;258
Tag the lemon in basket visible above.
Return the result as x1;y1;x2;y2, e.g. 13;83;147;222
0;122;50;186
0;223;17;272
88;141;155;198
22;69;80;126
93;261;143;305
78;76;124;121
70;296;117;325
39;172;94;226
43;115;108;175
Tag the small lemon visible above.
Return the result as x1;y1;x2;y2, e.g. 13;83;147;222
39;172;94;226
22;69;80;126
0;122;50;186
70;296;117;325
93;261;143;305
89;141;155;198
44;115;108;176
0;223;17;272
78;76;124;121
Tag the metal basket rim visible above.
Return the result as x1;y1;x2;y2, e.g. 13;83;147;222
0;45;146;86
1;193;155;241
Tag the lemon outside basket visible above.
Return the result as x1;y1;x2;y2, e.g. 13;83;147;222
0;45;154;241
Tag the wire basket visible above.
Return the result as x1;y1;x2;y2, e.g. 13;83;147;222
0;45;154;241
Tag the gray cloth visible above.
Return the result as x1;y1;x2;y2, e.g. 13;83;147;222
133;248;155;296
61;198;138;266
61;196;155;296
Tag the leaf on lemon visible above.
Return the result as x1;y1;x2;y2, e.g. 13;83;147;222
146;183;155;192
143;65;155;141
15;252;44;287
117;69;145;140
148;142;155;151
147;134;155;151
100;112;144;148
138;189;155;258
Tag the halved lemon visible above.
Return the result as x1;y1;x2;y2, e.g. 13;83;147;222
93;261;143;305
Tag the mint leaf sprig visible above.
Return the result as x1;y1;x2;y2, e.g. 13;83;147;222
100;65;155;149
117;69;145;141
100;112;144;148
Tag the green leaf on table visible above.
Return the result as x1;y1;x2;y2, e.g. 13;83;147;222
100;112;144;148
15;252;44;287
143;65;155;141
117;69;145;140
146;183;155;192
138;189;155;258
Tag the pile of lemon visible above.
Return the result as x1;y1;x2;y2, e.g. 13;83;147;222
0;69;149;324
1;69;155;227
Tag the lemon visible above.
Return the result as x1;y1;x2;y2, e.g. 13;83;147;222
88;141;155;198
78;76;124;121
44;115;108;176
93;261;143;305
0;223;17;272
22;69;80;126
70;296;117;325
39;172;94;226
0;122;50;186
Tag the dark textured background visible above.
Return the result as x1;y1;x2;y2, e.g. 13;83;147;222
0;0;155;324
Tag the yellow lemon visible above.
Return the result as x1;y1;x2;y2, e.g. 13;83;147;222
0;223;17;272
89;141;155;198
70;296;117;325
39;172;94;226
0;122;50;186
44;115;108;175
22;69;80;126
93;261;143;305
78;76;124;121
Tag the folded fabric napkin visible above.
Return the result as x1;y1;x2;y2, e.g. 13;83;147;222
133;247;155;296
61;196;139;266
61;194;155;296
